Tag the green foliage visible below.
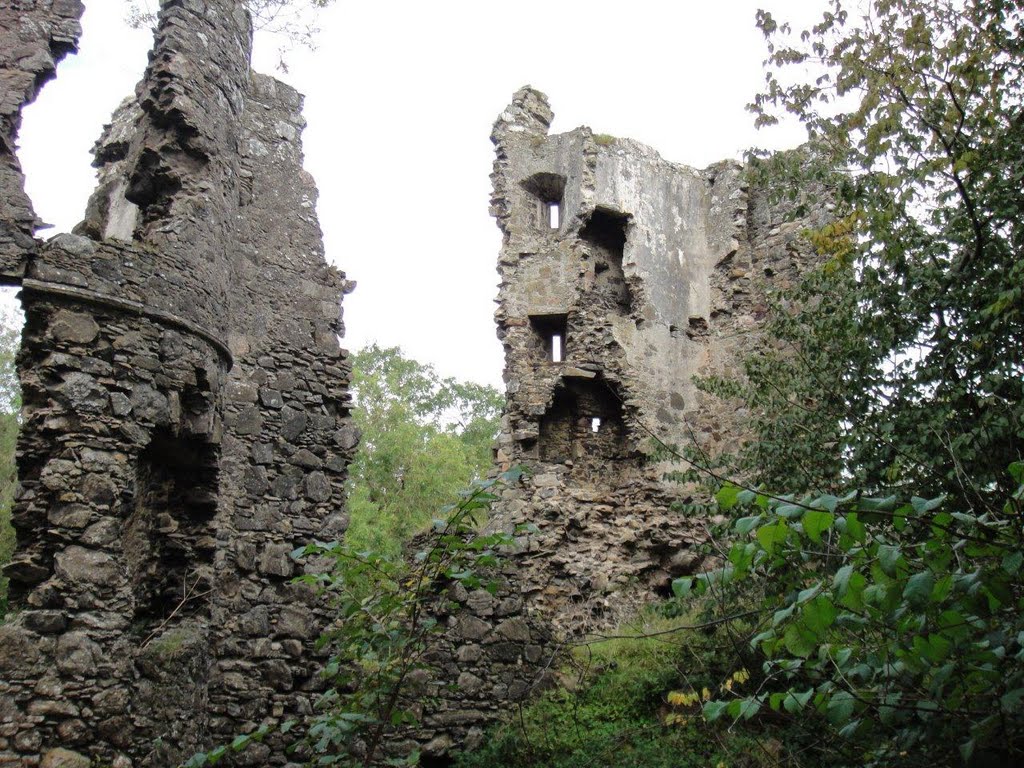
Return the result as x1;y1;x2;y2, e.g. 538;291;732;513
670;3;1024;766
0;306;21;619
184;470;525;768
677;468;1024;765
293;473;522;765
731;0;1024;504
695;255;860;493
345;345;502;557
454;610;820;768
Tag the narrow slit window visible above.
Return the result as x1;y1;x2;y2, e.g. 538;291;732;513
551;334;563;362
548;202;560;229
591;417;601;433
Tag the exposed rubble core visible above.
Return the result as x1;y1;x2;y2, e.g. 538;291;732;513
0;0;354;765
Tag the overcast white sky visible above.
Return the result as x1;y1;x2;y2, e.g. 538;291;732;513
17;0;820;390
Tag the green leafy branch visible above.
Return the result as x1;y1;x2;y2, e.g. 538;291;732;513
673;463;1024;764
184;467;527;767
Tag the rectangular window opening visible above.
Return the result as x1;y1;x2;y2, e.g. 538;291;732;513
551;334;563;362
591;417;601;433
548;202;560;229
530;313;569;365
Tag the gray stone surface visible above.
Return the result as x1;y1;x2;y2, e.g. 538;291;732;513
487;86;828;627
0;0;84;277
0;0;354;764
407;87;829;756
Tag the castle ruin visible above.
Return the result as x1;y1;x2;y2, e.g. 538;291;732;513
486;87;824;628
397;88;826;757
1;1;354;764
0;4;823;765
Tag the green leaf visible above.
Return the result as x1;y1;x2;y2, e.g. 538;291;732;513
1000;688;1024;712
756;521;789;554
716;484;741;510
838;719;861;738
751;629;776;651
772;603;795;626
843;512;866;543
784;623;818;658
671;577;693;599
911;495;945;514
776;503;804;519
782;689;814;714
802;595;837;633
833;564;854;596
840;571;866;611
826;690;856;725
960;739;976;763
802;509;835;543
902;569;934;607
878;544;901;576
1009;462;1024;485
738;697;762;720
1002;551;1023;574
814;494;839;513
735;515;762;534
702;700;728;721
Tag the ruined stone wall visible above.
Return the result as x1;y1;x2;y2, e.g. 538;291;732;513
0;0;85;277
410;88;829;757
487;87;827;628
0;1;354;765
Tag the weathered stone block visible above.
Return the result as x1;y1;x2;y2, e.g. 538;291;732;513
54;632;101;675
50;310;99;344
456;615;491;641
54;546;118;586
40;748;90;768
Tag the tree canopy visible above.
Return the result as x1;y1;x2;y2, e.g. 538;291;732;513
670;2;1024;765
344;344;503;556
737;0;1024;502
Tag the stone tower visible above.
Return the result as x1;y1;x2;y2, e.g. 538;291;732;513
487;86;826;628
0;1;355;764
407;87;828;756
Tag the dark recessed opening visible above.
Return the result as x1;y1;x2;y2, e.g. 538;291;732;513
124;428;220;625
419;755;455;768
580;207;628;254
529;314;568;364
521;172;567;232
538;380;628;473
580;207;632;313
